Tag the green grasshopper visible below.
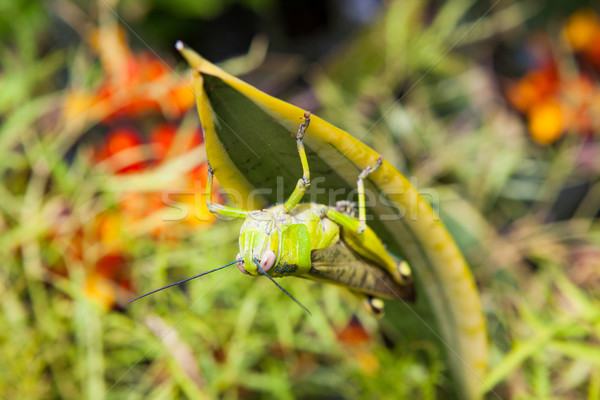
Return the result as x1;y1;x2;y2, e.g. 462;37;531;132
131;112;413;316
205;111;413;315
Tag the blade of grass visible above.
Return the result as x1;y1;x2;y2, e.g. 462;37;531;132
482;319;575;392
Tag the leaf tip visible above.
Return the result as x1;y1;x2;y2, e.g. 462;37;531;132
175;41;206;69
175;42;219;76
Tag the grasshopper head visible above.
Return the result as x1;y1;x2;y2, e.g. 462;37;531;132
237;211;279;276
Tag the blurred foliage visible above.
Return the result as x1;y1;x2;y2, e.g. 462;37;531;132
1;0;600;399
139;0;274;18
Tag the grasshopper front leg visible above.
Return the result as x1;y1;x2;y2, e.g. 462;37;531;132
283;112;312;212
206;163;249;219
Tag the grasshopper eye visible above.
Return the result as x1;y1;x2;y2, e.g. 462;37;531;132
236;253;248;274
260;250;275;272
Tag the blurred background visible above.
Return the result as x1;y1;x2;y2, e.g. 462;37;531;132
2;0;600;398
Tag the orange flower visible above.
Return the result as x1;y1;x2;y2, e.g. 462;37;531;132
84;253;132;310
62;23;215;309
505;66;558;113
337;318;379;375
527;100;564;145
563;10;600;52
96;128;147;174
85;272;117;310
96;211;124;246
561;75;598;135
564;10;600;70
95;252;131;286
586;41;600;69
64;24;194;124
83;212;133;309
149;124;203;163
150;124;178;161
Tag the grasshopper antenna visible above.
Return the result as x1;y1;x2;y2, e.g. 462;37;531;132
128;259;241;303
254;258;312;315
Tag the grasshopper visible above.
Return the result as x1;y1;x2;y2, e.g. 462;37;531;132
131;112;413;316
204;112;414;316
